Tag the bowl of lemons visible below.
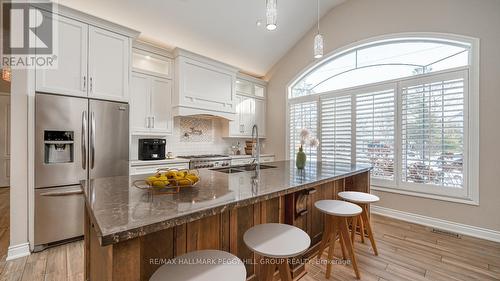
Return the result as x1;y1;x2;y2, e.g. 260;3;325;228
148;169;200;187
135;169;200;193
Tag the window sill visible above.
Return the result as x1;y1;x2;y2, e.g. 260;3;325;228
371;185;479;206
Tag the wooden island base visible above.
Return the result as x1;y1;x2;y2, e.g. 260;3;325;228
85;171;370;281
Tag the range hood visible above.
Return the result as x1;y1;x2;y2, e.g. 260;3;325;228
172;48;239;122
173;106;236;121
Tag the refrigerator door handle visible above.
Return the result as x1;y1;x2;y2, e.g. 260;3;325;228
82;111;87;169
90;111;96;169
40;190;84;197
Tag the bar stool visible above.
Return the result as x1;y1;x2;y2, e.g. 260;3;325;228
315;200;362;279
338;191;379;256
243;223;311;281
149;250;246;281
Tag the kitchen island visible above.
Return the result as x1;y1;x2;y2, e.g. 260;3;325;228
83;161;371;281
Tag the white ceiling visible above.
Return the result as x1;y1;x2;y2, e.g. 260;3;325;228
56;0;345;77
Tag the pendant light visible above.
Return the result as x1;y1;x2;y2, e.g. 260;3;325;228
266;0;277;31
313;0;324;58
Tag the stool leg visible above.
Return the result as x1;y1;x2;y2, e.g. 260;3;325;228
261;258;276;281
277;259;293;281
325;217;338;279
351;215;358;245
339;234;347;261
340;218;360;279
317;214;332;260
358;215;365;243
361;205;378;256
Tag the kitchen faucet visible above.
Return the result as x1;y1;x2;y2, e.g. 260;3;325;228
251;124;260;168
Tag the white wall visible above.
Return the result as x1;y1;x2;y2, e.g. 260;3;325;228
265;0;500;231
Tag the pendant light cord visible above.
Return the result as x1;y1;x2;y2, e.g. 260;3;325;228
317;0;320;33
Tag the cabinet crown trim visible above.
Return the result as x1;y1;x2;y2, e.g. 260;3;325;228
174;48;239;73
133;40;173;58
32;3;140;38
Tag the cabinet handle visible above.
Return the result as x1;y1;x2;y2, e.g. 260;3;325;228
297;210;308;217
306;188;317;195
146;117;150;128
83;76;86;91
90;77;93;93
152;116;155;128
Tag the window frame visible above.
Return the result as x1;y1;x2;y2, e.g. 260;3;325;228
286;33;479;205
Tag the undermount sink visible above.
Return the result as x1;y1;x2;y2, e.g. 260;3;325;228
211;164;277;174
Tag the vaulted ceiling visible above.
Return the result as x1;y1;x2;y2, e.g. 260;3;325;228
57;0;345;77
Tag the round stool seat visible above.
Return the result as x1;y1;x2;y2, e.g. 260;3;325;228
315;200;362;217
338;191;380;204
243;223;311;258
149;250;246;281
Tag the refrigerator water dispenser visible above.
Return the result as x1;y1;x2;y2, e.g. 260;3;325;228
44;131;74;164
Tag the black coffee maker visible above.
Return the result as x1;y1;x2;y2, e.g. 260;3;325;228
138;139;166;160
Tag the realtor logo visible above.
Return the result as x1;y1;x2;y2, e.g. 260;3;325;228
1;1;57;69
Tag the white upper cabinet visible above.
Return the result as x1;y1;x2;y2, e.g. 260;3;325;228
254;98;266;137
149;77;172;134
132;49;172;79
174;49;238;119
35;8;137;102
130;72;173;135
88;27;130;102
225;75;267;138
35;13;88;98
130;73;151;133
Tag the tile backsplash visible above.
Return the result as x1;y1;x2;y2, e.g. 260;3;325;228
130;117;257;159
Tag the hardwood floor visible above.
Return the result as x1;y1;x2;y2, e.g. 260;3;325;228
0;195;499;281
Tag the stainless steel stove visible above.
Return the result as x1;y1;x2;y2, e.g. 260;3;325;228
177;154;231;169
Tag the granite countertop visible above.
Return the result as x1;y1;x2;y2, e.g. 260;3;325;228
130;158;190;166
229;154;275;159
82;160;371;246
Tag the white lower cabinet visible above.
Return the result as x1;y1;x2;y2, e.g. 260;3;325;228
231;158;254;166
130;72;173;135
130;162;189;175
231;156;274;166
260;156;275;163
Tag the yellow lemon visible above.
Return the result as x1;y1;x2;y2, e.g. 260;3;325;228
165;171;177;179
185;174;199;183
149;175;169;187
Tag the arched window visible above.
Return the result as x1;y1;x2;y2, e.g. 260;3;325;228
287;34;479;204
291;38;470;98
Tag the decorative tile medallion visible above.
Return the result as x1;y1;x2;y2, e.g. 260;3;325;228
180;117;213;142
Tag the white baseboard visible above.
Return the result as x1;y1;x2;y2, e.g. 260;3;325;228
371;205;500;243
6;243;31;261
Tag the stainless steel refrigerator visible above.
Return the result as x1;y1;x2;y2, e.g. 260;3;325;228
34;93;129;251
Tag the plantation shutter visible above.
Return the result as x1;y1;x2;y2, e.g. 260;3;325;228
400;70;466;188
289;101;318;161
355;87;396;181
321;95;352;165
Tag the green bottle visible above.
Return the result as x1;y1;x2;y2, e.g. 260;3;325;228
296;146;306;169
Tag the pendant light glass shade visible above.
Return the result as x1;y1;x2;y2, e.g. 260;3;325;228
313;0;323;58
266;0;277;31
314;33;324;58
